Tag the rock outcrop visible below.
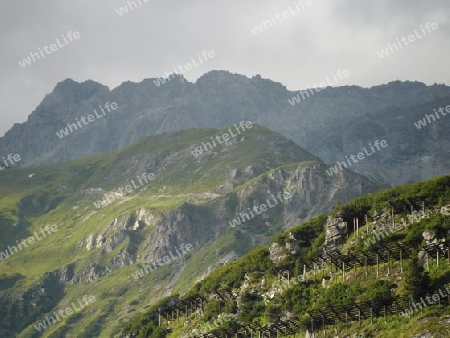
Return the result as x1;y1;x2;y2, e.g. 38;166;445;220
324;214;348;251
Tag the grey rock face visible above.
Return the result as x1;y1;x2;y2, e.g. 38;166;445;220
2;74;450;186
422;229;437;243
269;243;288;264
324;215;348;251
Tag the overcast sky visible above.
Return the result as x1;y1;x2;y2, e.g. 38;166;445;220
1;0;449;136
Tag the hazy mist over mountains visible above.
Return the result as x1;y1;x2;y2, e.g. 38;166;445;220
1;1;449;337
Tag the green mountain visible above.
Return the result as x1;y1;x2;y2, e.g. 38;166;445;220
0;125;382;337
122;175;450;338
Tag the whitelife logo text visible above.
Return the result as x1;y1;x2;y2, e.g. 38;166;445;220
250;0;313;35
0;153;21;171
414;103;449;130
0;225;58;262
94;172;155;209
56;102;119;139
153;50;215;87
288;69;350;106
132;243;193;280
191;121;253;157
326;140;388;176
116;0;149;16
19;31;81;68
377;22;439;59
34;295;96;332
229;191;292;228
401;286;450;317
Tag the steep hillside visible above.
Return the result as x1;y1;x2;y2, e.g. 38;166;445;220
122;175;450;338
1;72;449;185
0;125;382;338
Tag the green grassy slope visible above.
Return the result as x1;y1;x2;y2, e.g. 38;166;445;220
3;125;369;337
123;175;450;338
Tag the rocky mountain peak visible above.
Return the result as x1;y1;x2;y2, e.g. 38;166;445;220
49;78;109;103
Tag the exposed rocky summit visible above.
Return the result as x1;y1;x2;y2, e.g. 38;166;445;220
2;73;450;185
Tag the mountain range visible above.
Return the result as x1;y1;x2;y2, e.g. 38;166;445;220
0;125;383;337
0;72;449;337
1;71;449;185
